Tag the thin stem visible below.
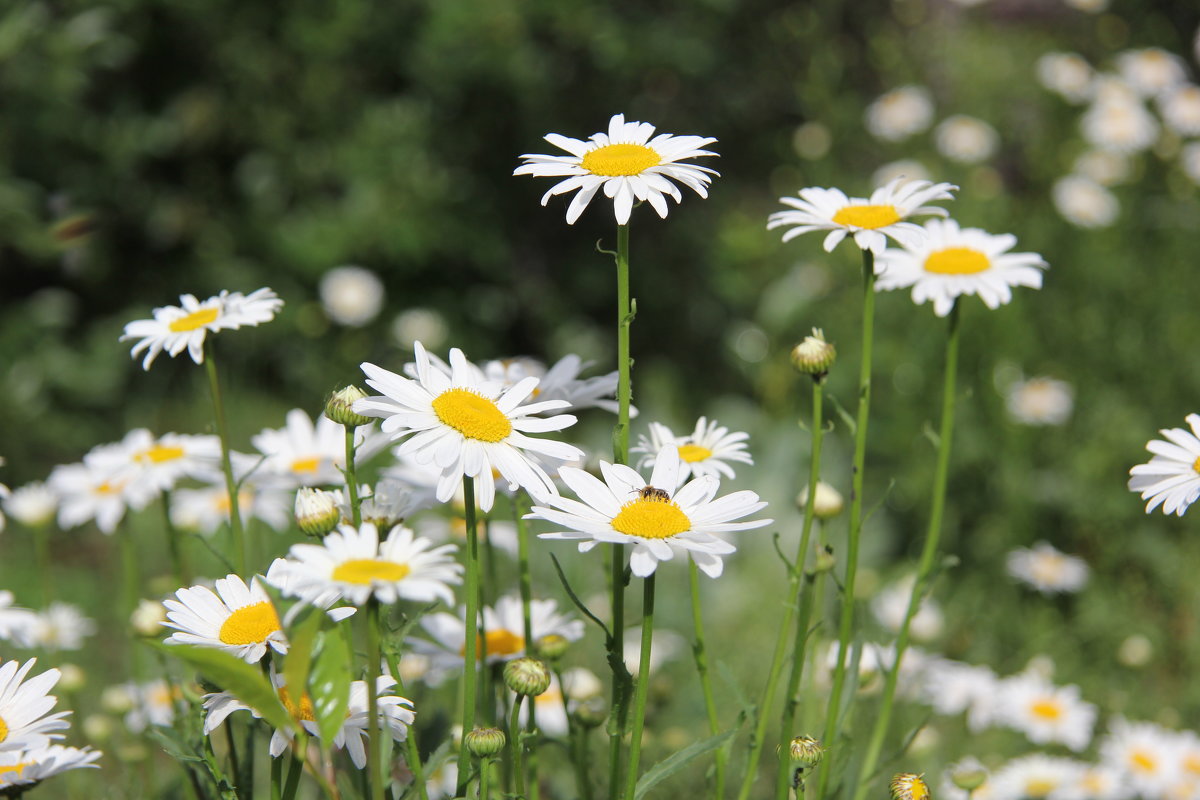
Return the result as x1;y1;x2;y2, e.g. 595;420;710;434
510;696;527;799
223;723;241;800
204;343;246;574
33;524;53;604
816;250;877;800
851;303;961;800
162;490;191;587
740;381;825;800
367;600;385;800
345;429;361;528
622;574;656;800
456;477;482;796
689;561;725;798
614;222;632;463
774;572;822;800
382;653;428;800
271;752;283;800
515;500;534;650
281;750;304;800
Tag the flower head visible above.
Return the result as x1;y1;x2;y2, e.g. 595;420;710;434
319;265;384;327
632;417;753;486
163;575;287;663
995;672;1097;752
252;409;388;489
934;115;1000;163
1128;413;1200;516
1005;377;1074;426
514;113;719;225
0;660;71;753
1006;542;1089;594
865;86;935;141
2;483;57;529
1052;175;1118;228
0;745;101;789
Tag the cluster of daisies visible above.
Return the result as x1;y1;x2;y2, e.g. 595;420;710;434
0;659;100;791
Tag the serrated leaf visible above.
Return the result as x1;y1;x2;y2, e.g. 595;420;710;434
282;605;323;720
634;730;736;800
310;627;352;745
156;642;294;735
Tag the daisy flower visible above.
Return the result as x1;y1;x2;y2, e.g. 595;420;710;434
2;483;57;528
527;445;771;579
0;745;101;789
514;113;719;225
1159;84;1200;136
1005;377;1074;426
988;754;1084;800
121;679;180;733
1052;175;1118;228
870;575;944;642
1100;718;1180;798
622;627;686;675
875;219;1048;317
47;461;155;535
919;658;1000;732
267;522;462;607
1117;48;1187;97
0;660;71;753
933;115;1000;163
632;417;753;485
1037;53;1095;104
251;408;389;488
170;481;292;534
768;177;957;255
84;429;220;494
163;575;287;663
13;603;96;652
1006;542;1089;594
1055;764;1133;800
0;593;35;643
483;355;627;415
120;288;283;370
865;86;935;141
1128;413;1200;516
354;342;584;513
1080;96;1159;154
319;265;385;327
995;673;1097;752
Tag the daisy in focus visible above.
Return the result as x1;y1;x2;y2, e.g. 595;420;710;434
1128;413;1200;516
875;219;1048;317
354;342;584;512
163;575;287;663
768;177;957;255
120;288;283;370
0;745;101;790
514;113;719;225
0;659;71;752
527;446;771;579
632;417;753;485
1006;542;1089;594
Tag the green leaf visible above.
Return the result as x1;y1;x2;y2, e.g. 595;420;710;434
310;627;352;745
156;643;294;735
633;730;736;800
146;726;205;764
282;605;323;720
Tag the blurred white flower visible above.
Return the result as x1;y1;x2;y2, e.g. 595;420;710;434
85;429;220;495
1007;542;1089;594
2;483;57;528
995;672;1097;751
252;408;389;489
1052;176;1118;228
1062;0;1107;11
632;417;754;486
1005;376;1074;426
623;627;686;675
15;603;96;652
1081;96;1159;154
1099;718;1180;798
1117;634;1153;668
934;115;999;163
1072;150;1131;186
0;744;101;790
1182;142;1200;184
919;658;1000;731
170;479;292;534
865;86;935;141
122;680;179;734
391;308;448;350
319;265;385;327
872;160;932;188
1158;85;1200;136
1117;48;1188;98
988;754;1084;800
48;461;156;535
1037;53;1094;104
870;574;943;642
796;481;844;519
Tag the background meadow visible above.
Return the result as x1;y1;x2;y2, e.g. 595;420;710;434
3;0;1200;797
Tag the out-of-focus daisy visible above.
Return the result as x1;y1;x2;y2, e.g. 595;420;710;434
120;288;282;370
632;417;753;485
1100;718;1180;798
1072;150;1131;186
989;754;1084;800
355;343;584;513
1129;414;1200;516
919;658;1000;731
414;514;520;558
1038;53;1094;104
875;219;1047;317
0;660;71;752
13;604;95;652
512;668;602;737
1052;176;1118;228
319;265;385;327
268;522;462;607
2;483;57;528
1006;542;1089;594
131;599;167;637
47;462;155;535
1055;764;1133;800
1081;96;1159;154
514;113;719;225
0;745;101;789
203;672;414;769
1159;85;1200;136
768;178;957;255
870;575;944;642
392;308;449;351
865;86;935;141
872;160;933;188
85;429;220;494
332;480;435;533
0;593;35;643
1182;143;1200;185
1005;377;1074;426
122;680;180;733
1117;48;1188;98
818;643;930;697
424;762;458;800
529;446;770;579
996;673;1097;751
163;575;287;663
251;409;388;489
170;479;292;534
486;355;626;415
934;115;1000;163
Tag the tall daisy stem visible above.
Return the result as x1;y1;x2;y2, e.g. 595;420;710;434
738;379;825;800
851;303;960;800
689;561;725;798
514;499;534;649
344;429;361;527
203;343;246;574
383;653;428;800
366;599;385;800
457;476;482;796
510;696;527;799
622;574;656;800
479;757;493;800
815;250;877;800
774;569;822;800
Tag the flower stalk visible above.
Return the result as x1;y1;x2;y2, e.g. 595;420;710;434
457;476;482;796
690;561;726;798
622;574;656;800
203;342;246;573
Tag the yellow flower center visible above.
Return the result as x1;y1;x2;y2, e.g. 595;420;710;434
678;444;713;463
136;444;186;464
431;389;512;443
581;143;661;177
831;204;901;229
278;687;316;722
1025;778;1056;798
168;307;220;333
1184;754;1200;776
611;498;692;540
290;457;321;474
214;490;253;514
1193;457;1200;475
218;602;283;646
0;761;31;779
461;628;526;659
1130;750;1158;773
96;481;122;495
923;247;991;275
1030;698;1063;721
332;558;411;585
1031;555;1065;584
0;716;7;743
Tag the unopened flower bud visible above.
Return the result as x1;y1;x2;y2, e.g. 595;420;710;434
890;773;930;800
571;697;608;729
464;727;506;758
295;488;340;537
58;663;86;693
791;328;836;380
82;714;114;742
788;735;824;768
503;657;552;697
796;481;844;520
1118;634;1153;668
131;599;167;637
100;685;134;714
325;385;373;428
948;758;988;792
535;633;570;661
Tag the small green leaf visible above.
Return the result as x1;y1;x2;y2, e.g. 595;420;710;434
156;643;294;735
310;627;352;745
634;730;736;800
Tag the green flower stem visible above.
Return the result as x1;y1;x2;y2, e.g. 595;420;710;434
457;476;482;796
614;222;632;463
480;757;493;800
514;500;534;650
33;525;53;604
815;249;877;800
367;599;385;800
345;429;361;527
622;574;656;800
203;343;246;574
118;521;139;634
689;561;726;798
223;723;241;800
271;751;283;800
774;572;822;800
383;653;429;800
526;704;541;800
851;302;961;800
162;490;191;587
510;696;527;799
739;379;826;800
281;749;304;800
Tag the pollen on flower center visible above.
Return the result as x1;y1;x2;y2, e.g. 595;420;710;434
431;389;512;443
1193;456;1200;475
924;247;991;275
137;445;186;464
1030;699;1063;720
831;204;901;229
291;457;321;474
611;499;692;540
278;687;317;722
332;558;411;585
1130;751;1158;773
678;444;713;463
461;628;526;659
581;143;661;177
0;715;7;742
1025;779;1056;798
168;307;220;333
218;601;282;646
